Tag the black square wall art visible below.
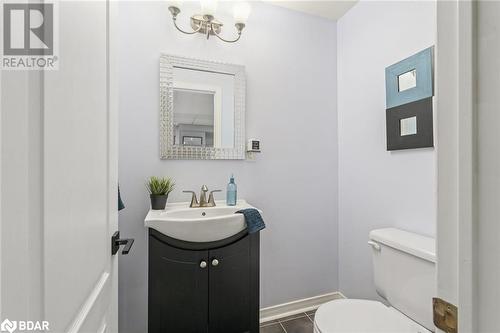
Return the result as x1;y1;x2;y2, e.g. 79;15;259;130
386;97;433;151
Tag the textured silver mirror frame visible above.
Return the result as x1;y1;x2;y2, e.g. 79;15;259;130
160;54;246;160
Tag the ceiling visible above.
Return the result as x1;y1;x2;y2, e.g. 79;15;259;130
264;1;358;21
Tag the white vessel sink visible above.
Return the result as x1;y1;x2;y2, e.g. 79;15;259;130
144;200;262;243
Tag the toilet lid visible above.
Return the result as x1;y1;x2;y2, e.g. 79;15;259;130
314;299;431;333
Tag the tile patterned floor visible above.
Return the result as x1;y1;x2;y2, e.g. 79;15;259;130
260;310;316;333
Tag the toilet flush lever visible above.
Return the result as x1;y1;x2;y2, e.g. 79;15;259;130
367;241;381;251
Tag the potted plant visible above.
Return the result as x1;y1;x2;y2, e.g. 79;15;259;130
146;176;175;210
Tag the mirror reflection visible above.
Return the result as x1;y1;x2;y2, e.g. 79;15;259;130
398;69;417;92
173;67;235;149
400;116;417;136
174;89;215;147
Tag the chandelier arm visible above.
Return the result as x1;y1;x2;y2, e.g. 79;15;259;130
212;27;242;43
172;18;203;35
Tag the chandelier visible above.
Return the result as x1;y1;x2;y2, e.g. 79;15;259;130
168;1;251;43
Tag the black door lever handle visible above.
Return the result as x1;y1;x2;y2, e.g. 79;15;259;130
111;231;135;255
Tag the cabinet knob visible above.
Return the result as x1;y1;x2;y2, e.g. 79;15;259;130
211;259;219;267
200;260;207;268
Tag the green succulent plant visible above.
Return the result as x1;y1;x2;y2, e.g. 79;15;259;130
146;176;175;196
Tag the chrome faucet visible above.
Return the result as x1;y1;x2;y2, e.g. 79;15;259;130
183;185;221;208
199;185;209;206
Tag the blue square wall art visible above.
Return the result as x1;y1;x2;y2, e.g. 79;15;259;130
385;47;434;109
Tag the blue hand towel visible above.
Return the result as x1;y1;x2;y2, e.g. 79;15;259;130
118;185;125;211
236;208;266;234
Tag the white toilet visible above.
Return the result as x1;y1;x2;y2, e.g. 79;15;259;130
314;228;436;333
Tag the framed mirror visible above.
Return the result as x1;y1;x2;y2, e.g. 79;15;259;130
160;54;246;159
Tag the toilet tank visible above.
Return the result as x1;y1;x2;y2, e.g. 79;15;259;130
369;228;436;331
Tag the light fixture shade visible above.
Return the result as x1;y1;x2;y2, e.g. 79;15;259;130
233;1;251;23
200;0;217;16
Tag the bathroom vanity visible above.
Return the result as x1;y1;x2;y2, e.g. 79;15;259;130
145;201;261;333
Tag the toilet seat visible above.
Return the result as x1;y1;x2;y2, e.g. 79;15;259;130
314;299;431;333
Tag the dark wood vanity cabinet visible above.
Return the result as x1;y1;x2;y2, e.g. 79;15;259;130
148;229;260;333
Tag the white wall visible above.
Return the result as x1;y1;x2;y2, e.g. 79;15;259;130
337;1;436;300
118;2;338;332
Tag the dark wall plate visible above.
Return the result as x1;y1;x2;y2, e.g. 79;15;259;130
386;97;434;151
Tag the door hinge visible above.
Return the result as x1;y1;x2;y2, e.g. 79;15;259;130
433;297;458;333
112;231;134;255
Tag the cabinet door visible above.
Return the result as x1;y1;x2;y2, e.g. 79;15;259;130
149;236;209;333
208;233;260;333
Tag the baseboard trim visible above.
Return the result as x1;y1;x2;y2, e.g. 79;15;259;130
260;291;345;323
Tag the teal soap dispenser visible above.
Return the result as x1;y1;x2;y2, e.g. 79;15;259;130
226;174;237;206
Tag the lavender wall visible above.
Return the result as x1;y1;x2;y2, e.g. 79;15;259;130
337;1;437;300
118;2;338;332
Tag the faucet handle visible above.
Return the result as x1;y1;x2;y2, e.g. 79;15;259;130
208;190;222;206
183;190;199;208
201;185;208;192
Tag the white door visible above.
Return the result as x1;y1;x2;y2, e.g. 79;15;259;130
436;1;475;332
1;1;120;332
436;1;500;332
